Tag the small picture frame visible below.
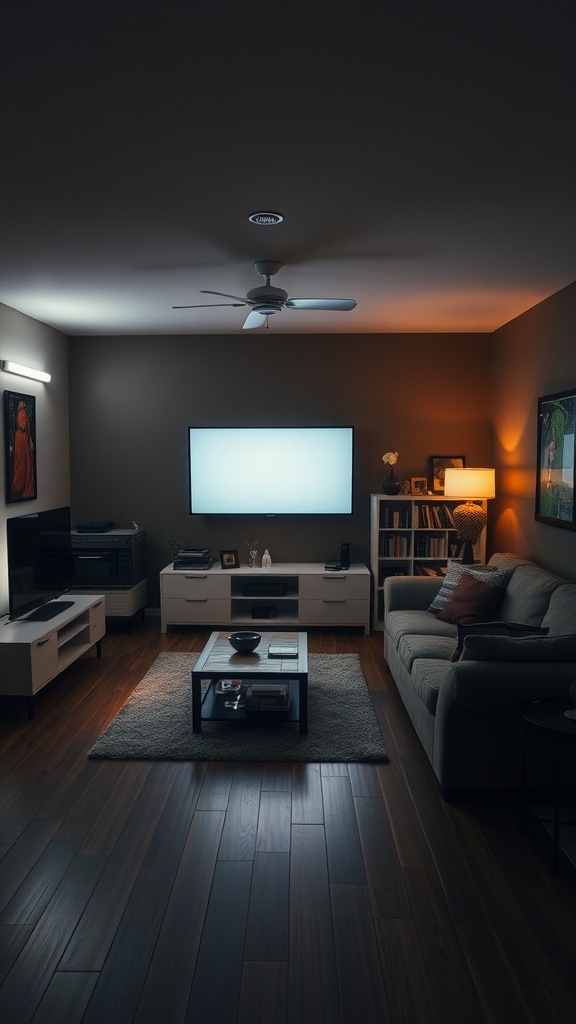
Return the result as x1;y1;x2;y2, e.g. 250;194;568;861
430;455;465;494
411;476;428;495
220;549;240;569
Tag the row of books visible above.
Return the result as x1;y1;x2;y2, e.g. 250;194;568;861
415;504;456;528
380;508;410;528
379;535;410;557
414;536;450;558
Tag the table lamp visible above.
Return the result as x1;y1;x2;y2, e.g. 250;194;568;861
443;468;496;564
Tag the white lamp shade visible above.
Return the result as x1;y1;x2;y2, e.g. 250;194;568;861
443;467;495;499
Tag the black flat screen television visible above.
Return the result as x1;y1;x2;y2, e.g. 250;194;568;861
188;426;354;515
6;506;73;621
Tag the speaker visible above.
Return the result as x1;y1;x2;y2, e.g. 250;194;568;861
340;542;350;570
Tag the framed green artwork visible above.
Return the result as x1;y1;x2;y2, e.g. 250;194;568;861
536;388;576;529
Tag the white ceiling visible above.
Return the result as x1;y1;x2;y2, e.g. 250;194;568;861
1;0;575;336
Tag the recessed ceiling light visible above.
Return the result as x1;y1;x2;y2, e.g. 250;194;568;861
248;211;284;225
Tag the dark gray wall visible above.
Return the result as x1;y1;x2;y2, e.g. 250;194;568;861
68;332;493;606
491;280;576;578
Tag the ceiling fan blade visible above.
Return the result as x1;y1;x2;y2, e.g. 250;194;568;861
172;302;246;309
243;309;266;330
285;298;357;311
201;289;251;303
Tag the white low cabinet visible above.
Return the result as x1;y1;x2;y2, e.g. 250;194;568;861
160;563;371;634
0;595;106;717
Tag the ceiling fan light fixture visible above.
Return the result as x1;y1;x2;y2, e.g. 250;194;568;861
248;211;284;225
253;304;282;316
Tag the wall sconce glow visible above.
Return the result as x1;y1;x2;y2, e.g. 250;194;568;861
1;360;51;383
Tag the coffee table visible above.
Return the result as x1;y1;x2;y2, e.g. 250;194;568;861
191;631;309;734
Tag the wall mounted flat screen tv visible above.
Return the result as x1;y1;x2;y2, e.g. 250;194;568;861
189;427;354;515
7;506;73;620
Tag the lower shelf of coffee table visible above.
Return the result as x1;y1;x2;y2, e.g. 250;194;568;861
200;678;301;723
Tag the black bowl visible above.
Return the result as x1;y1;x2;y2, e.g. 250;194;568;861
228;630;261;654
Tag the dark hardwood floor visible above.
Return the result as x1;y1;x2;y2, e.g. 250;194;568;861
1;617;576;1024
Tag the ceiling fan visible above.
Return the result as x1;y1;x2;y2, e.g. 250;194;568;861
172;260;357;330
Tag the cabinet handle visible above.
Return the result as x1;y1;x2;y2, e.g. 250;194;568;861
185;574;207;579
185;598;208;603
36;638;51;646
322;575;346;581
323;599;346;604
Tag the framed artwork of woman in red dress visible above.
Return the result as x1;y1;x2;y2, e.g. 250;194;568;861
4;390;37;502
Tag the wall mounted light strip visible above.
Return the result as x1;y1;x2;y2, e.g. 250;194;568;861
0;360;51;383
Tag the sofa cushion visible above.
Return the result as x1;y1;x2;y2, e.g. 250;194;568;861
386;609;457;646
450;621;549;661
489;559;567;623
460;633;576;662
411;659;449;714
428;562;510;614
540;584;576;634
397;633;456;670
435;574;505;624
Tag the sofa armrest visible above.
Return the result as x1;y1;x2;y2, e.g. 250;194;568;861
384;574;443;613
437;660;575;713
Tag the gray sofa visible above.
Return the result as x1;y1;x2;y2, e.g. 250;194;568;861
384;552;576;794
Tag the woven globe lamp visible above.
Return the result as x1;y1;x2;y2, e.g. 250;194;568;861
443;468;496;564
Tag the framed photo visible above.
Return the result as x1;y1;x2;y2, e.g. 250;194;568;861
4;390;37;503
430;455;465;494
220;549;240;568
535;389;576;530
411;476;428;495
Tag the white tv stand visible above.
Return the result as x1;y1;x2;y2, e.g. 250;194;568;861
0;594;106;718
160;562;370;634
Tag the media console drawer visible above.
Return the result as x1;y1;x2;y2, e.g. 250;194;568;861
161;572;228;600
299;573;369;600
299;599;368;626
161;597;230;626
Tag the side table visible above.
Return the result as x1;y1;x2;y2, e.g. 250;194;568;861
522;698;576;873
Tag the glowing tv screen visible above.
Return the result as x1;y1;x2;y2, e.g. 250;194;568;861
188;427;354;515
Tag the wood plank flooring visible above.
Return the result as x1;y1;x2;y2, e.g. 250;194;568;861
1;617;576;1023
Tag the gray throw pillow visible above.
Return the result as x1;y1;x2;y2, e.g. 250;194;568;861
459;633;576;663
428;563;511;614
450;621;549;662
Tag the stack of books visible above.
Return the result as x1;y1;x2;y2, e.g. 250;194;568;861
268;641;298;659
244;683;290;711
173;548;215;570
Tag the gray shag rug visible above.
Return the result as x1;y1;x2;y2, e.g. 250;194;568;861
88;651;389;763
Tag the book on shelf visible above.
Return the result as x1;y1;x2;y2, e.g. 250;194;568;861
380;534;410;557
381;507;410;528
415;503;455;528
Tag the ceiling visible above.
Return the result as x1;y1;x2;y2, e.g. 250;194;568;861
1;0;575;336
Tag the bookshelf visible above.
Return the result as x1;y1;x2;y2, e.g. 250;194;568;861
370;493;487;631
